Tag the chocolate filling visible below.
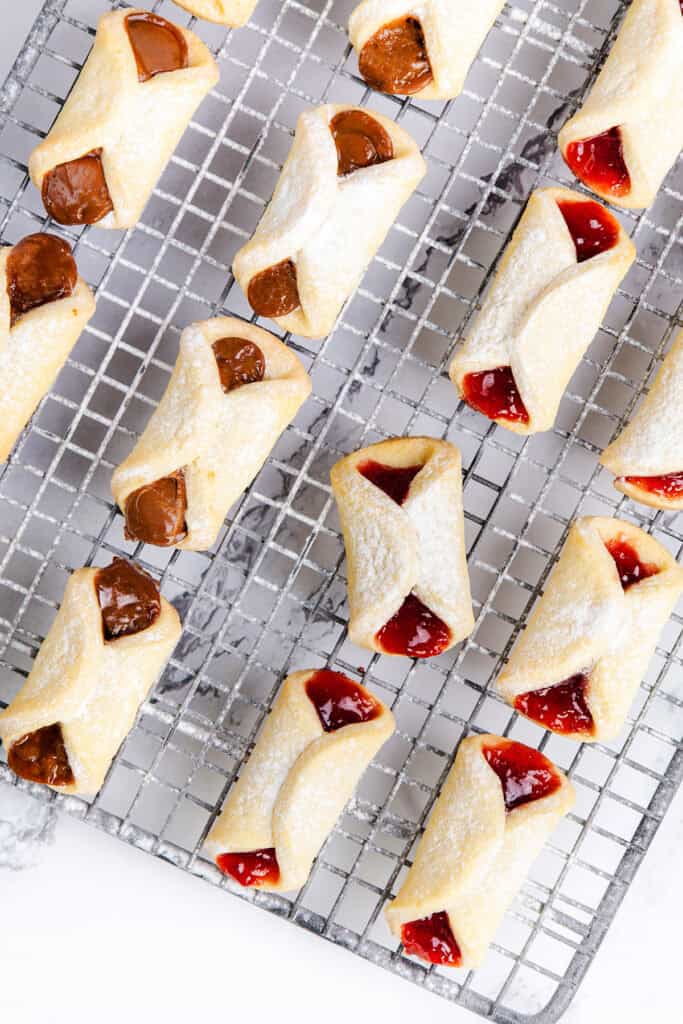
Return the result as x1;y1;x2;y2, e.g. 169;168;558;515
125;12;189;83
247;259;300;319
8;722;74;787
6;233;77;327
212;336;265;392
124;469;188;547
358;17;433;95
329;110;393;176
42;149;113;226
95;557;162;640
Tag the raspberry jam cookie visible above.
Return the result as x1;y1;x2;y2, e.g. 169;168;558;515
385;734;574;967
205;669;394;892
601;330;683;511
331;438;474;658
497;517;683;741
559;0;683;209
450;188;635;434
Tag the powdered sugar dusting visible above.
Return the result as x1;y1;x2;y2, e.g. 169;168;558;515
0;786;56;870
602;331;683;474
452;195;574;373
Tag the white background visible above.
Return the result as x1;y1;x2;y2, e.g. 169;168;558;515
1;7;682;1024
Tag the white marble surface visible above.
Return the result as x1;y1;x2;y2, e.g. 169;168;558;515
1;784;682;1023
1;7;682;1024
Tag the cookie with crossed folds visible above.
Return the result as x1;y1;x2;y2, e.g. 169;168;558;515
0;559;181;795
29;10;218;229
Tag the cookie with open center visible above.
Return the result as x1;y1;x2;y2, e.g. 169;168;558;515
95;557;161;640
247;259;300;319
216;848;280;888
306;669;381;731
483;738;562;811
557;199;620;262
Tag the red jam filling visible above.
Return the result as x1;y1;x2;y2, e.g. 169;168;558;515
604;537;658;590
401;911;462;966
462;366;530;425
376;593;451;658
305;669;381;732
216;848;280;888
482;739;561;812
564;127;631;198
557;200;620;263
621;472;683;501
514;674;594;736
357;459;422;505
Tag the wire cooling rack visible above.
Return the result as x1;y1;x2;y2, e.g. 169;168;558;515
1;0;682;1019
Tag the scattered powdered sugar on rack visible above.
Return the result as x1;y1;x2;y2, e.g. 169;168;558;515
0;785;56;870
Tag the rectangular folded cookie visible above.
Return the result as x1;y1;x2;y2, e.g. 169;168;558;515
0;559;181;795
350;0;504;99
233;104;426;339
601;330;683;511
111;317;311;551
497;517;683;742
205;669;394;892
450;187;635;434
385;734;574;968
330;437;474;657
559;0;683;209
29;10;218;229
172;0;255;26
0;233;95;461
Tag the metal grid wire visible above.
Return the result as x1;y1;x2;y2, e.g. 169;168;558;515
1;0;682;1019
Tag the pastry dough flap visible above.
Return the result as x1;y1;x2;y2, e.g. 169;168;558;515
172;0;255;26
